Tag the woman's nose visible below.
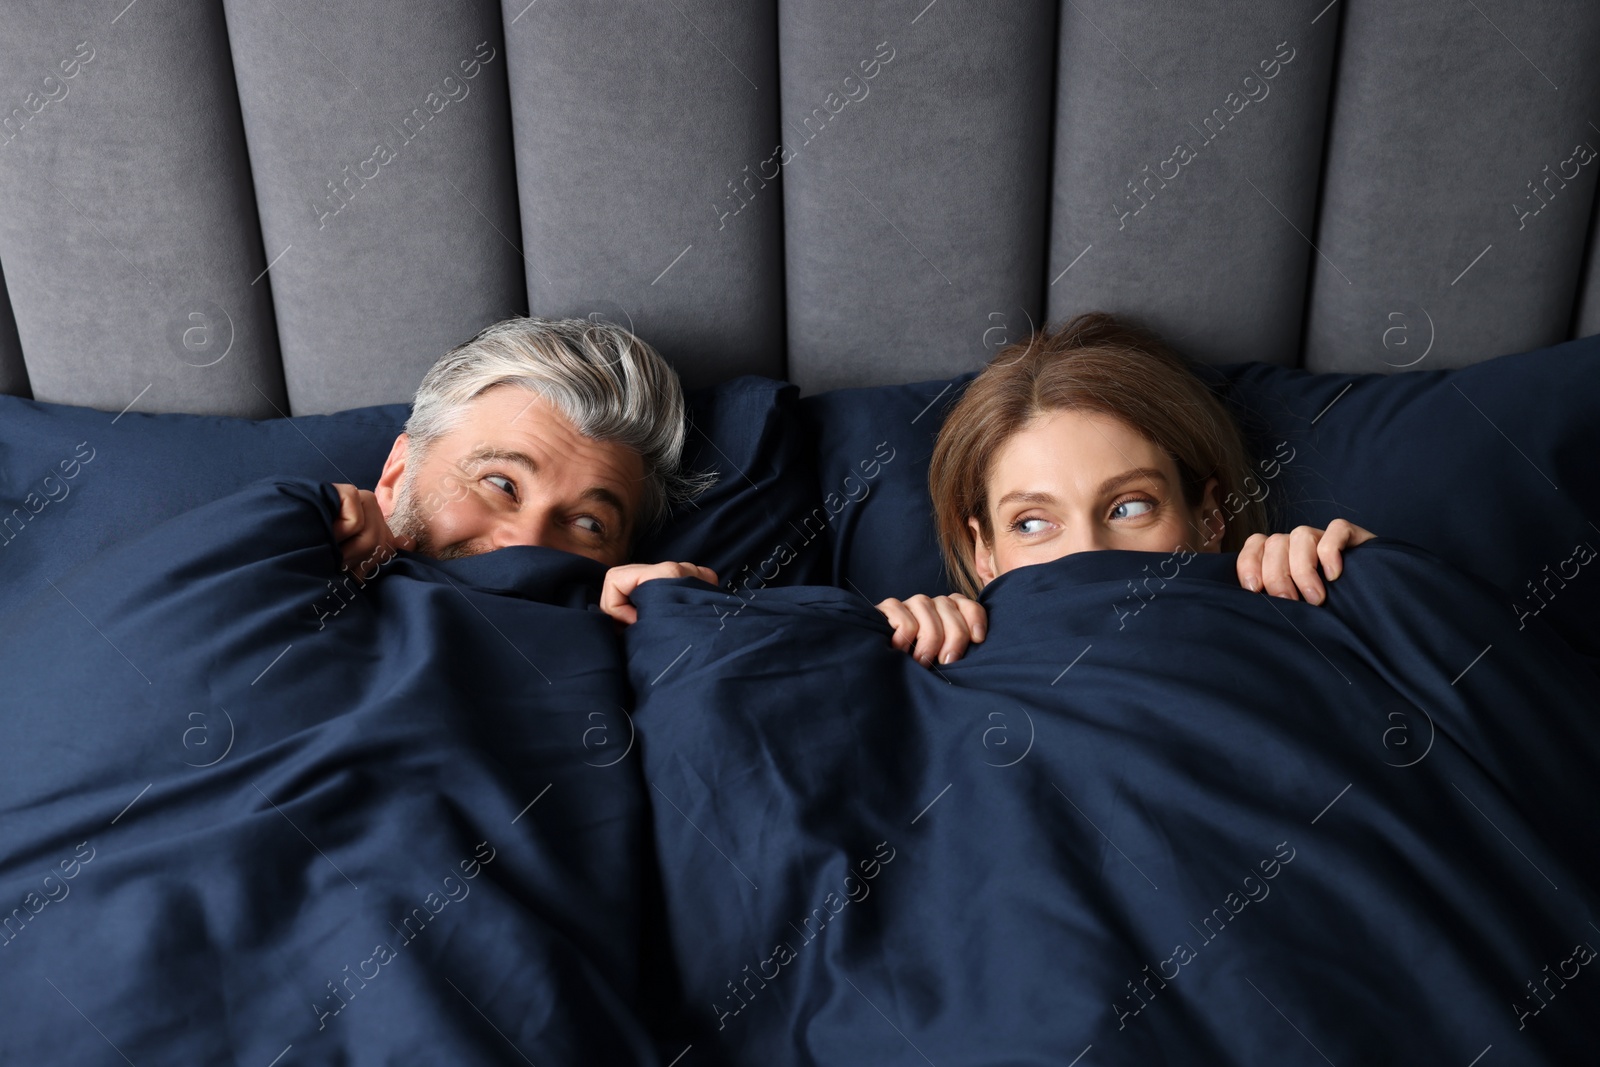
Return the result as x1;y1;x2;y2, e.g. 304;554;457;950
1060;523;1109;556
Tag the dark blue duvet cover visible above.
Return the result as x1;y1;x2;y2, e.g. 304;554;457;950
5;472;1599;1065
626;542;1600;1065
0;478;659;1065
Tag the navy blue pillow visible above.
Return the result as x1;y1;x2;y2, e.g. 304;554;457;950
798;375;973;605
805;336;1600;658
0;399;409;622
0;376;825;621
638;376;829;589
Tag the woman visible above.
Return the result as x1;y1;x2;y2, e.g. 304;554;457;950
879;312;1375;666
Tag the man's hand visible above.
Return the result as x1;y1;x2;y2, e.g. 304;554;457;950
1236;518;1375;605
876;593;987;667
331;483;414;576
600;561;719;625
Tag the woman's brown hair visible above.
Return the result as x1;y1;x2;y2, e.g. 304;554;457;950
930;312;1268;597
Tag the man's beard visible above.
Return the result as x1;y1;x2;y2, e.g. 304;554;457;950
388;467;481;561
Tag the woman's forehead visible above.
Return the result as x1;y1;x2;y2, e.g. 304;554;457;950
992;409;1172;488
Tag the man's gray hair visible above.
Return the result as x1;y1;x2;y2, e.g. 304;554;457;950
404;317;712;530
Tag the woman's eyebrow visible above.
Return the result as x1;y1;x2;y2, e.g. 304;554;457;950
1096;467;1167;497
994;468;1168;510
995;489;1057;509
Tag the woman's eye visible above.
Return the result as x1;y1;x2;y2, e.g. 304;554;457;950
485;474;515;498
1013;517;1050;536
574;515;604;535
1111;499;1154;521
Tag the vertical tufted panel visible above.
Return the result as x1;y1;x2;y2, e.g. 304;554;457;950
0;0;283;416
1047;0;1338;366
501;0;783;388
225;0;524;415
1570;187;1600;337
0;267;26;398
1304;0;1600;372
780;0;1057;393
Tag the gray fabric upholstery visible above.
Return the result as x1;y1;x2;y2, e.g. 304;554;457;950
224;0;527;415
1304;0;1600;372
0;0;1597;413
505;0;785;389
1047;3;1337;366
780;0;1057;390
0;0;285;417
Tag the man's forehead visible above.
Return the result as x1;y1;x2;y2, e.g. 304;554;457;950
451;389;584;456
439;388;645;512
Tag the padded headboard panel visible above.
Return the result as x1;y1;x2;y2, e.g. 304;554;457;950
0;0;1597;416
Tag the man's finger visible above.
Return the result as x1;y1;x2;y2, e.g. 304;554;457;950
334;484;365;540
599;567;645;623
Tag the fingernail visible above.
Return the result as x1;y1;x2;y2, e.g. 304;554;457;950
939;652;951;665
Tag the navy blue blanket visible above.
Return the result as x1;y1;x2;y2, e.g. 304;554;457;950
0;478;659;1065
626;543;1600;1065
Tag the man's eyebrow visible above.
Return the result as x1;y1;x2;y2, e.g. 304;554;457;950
580;486;629;530
993;468;1167;510
460;446;539;472
464;446;632;536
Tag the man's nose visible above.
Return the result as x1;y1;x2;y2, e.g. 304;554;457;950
489;511;556;550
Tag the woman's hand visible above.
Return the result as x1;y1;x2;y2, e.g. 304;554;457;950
331;483;414;576
875;593;987;666
600;561;719;625
1236;519;1375;605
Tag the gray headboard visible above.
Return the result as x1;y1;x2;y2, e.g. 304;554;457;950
0;0;1596;417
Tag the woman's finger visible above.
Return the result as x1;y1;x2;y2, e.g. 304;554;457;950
951;593;987;644
1288;525;1326;605
1236;532;1268;593
1319;519;1375;581
1261;534;1299;600
932;596;971;665
875;599;917;651
905;595;944;666
1318;520;1353;581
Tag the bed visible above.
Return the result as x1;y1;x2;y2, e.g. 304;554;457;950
3;2;1600;1064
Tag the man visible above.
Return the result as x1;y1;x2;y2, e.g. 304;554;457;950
327;316;717;623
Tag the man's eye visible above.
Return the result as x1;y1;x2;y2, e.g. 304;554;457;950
574;515;604;535
1111;499;1154;521
485;474;515;498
